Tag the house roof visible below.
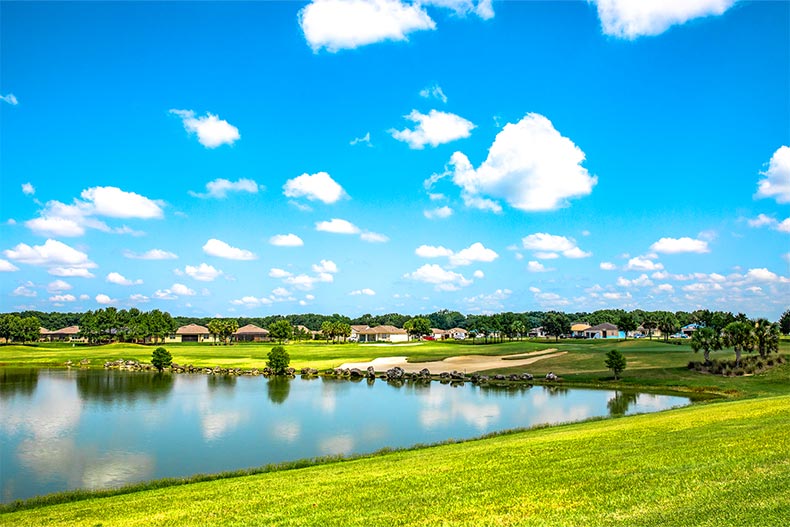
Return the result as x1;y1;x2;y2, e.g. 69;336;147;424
358;325;407;335
571;323;591;331
448;327;467;333
586;323;619;331
350;325;370;332
50;325;80;335
39;327;50;334
176;323;209;335
235;324;269;335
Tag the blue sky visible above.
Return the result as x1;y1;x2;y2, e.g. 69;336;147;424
1;0;788;320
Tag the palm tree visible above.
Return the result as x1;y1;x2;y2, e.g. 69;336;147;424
690;326;720;364
511;320;526;341
722;321;754;366
753;319;779;358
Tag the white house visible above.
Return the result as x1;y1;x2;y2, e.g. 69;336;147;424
357;325;409;343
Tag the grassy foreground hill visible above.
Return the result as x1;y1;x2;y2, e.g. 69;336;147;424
1;395;788;526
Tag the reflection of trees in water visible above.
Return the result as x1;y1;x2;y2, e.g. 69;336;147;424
543;385;569;397
0;369;39;400
76;370;174;404
480;384;533;397
607;391;639;416
207;374;236;392
267;376;291;405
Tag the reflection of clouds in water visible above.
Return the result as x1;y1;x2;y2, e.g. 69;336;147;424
319;434;354;456
319;393;336;414
17;437;80;481
533;404;592;426
81;452;154;489
201;411;244;441
273;421;301;443
2;378;81;439
419;388;500;432
632;394;679;412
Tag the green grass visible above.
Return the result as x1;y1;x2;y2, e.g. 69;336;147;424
1;395;788;526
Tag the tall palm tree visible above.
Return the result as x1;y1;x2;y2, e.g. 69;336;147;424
722;321;754;366
690;326;720;364
753;319;779;358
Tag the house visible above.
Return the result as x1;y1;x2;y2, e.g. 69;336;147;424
234;324;270;342
357;325;409;343
350;325;370;341
44;325;84;342
681;323;701;337
583;323;620;339
447;327;468;340
174;323;211;343
528;326;547;338
430;328;447;339
570;323;591;338
294;325;321;340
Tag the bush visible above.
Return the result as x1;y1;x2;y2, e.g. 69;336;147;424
266;346;290;375
151;347;172;373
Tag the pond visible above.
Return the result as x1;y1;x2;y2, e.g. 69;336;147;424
0;369;692;503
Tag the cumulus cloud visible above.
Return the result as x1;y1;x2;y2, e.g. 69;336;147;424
95;294;116;305
312;260;339;274
617;274;654;288
625;256;664;271
424;206;453;219
316;218;360;234
284;172;348;204
449;242;498;266
404;264;472;291
184;263;224;282
171;283;196;296
189;178;261;199
81;187;164;219
50;294;76;303
755;146;790;203
169;109;240;148
521;233;591;259
416;245;454;258
592;0;736;39
12;284;37;297
447;113;596;212
1;93;18;105
123;249;178;260
202;239;257;260
22;183;35;195
0;259;19;272
298;0;436;53
350;132;372;147
269;268;292;279
390;109;475;149
473;270;484;278
527;261;553;273
419;83;447;103
47;279;72;292
231;296;273;307
600;262;617;271
106;272;142;286
360;231;389;243
650;237;710;254
350;288;376;296
270;234;304;247
3;239;97;276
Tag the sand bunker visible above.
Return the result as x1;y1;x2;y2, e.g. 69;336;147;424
339;348;565;373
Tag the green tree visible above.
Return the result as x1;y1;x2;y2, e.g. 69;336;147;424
151;347;172;372
690;326;721;364
753;319;779;358
208;318;239;345
511;320;526;341
641;314;658;340
320;320;334;343
268;319;293;343
0;314;18;343
658;312;679;341
605;349;627;380
780;309;790;336
267;345;291;375
19;316;41;343
543;312;570;342
617;312;638;340
404;317;431;340
722;321;754;366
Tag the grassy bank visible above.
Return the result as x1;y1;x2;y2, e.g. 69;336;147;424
1;395;788;526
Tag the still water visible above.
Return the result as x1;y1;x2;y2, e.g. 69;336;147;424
0;369;691;503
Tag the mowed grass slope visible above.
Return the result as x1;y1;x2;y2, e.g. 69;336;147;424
2;395;788;526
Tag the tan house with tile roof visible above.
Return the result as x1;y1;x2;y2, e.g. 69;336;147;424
234;324;270;342
357;325;409;343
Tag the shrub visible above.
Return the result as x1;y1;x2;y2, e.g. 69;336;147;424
151;347;172;373
266;346;291;375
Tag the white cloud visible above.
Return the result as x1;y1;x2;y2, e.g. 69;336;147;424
449;242;498;266
25;216;85;237
22;183;35;195
47;279;72;292
527;261;553;273
360;231;389;243
404;264;472;291
424;206;453;219
603;292;632;300
270;234;304;247
592;0;736;39
202;239;257;261
350;288;376;296
80;186;164;219
95;294;116;305
50;294;76;303
600;262;617;271
184;263;224;282
106;272;142;286
419;83;447;103
130;294;149;303
49;267;94;278
231;296;273;307
745;268;788;283
1;93;18;105
4;239;96;272
271;287;292;297
650;237;710;254
416;245;454;258
189;178;261;199
756;146;790;203
617;274;654;288
654;284;674;293
298;0;436;53
171;283;196;296
747;213;776;228
312;260;338;274
350;132;372;147
473;270;485;278
779;219;790;233
269;268;292;279
170;109;240;148
123;249;178;260
425;0;494;19
316;218;360;234
521;233;590;258
448;113;596;212
0;259;19;272
12;284;37;297
625;256;664;271
390;109;475;149
284;172;348;204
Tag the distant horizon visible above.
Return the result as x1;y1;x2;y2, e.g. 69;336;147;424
2;1;788;320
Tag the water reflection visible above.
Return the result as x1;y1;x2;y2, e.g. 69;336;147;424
0;369;38;400
76;370;174;404
207;374;236;392
266;376;291;405
607;391;639;416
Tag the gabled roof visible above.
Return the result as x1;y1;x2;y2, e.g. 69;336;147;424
358;325;407;335
39;327;51;334
50;325;80;335
448;327;468;333
571;323;591;331
176;323;209;335
586;323;619;331
350;325;370;332
235;324;269;334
